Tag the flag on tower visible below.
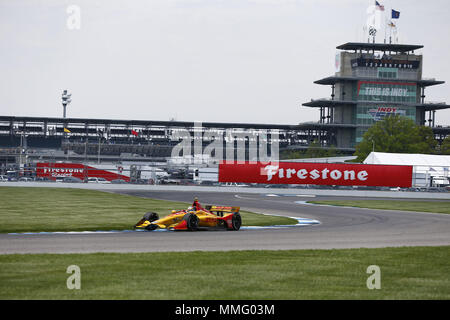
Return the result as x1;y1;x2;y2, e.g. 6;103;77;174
392;9;400;19
375;1;385;11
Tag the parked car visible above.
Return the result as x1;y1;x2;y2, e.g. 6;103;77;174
427;187;448;193
62;176;83;183
35;177;55;182
0;175;8;182
111;179;128;184
18;177;34;182
87;177;111;184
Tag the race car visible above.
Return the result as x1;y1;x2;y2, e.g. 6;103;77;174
134;197;242;231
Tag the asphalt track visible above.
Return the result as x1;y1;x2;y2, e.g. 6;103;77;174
1;188;450;254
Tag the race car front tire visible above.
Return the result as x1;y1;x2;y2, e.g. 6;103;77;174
144;224;158;231
184;213;199;231
143;212;159;222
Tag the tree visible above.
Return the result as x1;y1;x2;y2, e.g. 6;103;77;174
280;140;339;160
354;115;437;162
305;140;330;158
416;125;438;152
440;135;450;155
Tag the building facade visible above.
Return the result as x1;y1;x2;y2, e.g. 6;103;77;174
302;42;450;149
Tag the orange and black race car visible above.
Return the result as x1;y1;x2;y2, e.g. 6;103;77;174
134;197;242;231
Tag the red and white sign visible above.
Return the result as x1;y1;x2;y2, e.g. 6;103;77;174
218;162;413;187
36;163;130;182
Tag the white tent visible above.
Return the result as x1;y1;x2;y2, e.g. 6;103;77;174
364;152;450;187
363;152;450;166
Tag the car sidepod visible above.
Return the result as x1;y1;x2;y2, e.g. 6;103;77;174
173;213;199;231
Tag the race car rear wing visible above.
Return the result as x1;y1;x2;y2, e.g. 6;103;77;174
205;205;240;217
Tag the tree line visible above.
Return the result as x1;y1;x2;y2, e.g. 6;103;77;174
280;115;450;162
354;115;450;162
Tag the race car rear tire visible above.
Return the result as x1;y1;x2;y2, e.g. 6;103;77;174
184;213;199;231
143;212;159;222
229;213;242;231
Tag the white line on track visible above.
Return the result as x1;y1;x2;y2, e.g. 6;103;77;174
7;217;320;235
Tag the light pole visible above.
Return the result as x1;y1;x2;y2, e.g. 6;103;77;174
62;90;72;156
17;130;28;177
62;90;72;118
19;131;24;167
97;129;103;164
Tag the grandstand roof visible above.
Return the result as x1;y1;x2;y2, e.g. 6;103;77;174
336;42;423;53
0;116;302;131
313;76;444;87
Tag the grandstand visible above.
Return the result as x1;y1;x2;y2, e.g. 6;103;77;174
0;115;344;167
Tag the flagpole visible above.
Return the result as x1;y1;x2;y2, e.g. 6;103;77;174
388;3;392;44
384;14;387;43
389;18;392;44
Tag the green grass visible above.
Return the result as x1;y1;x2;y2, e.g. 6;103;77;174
308;200;450;214
0;187;297;233
0;246;449;299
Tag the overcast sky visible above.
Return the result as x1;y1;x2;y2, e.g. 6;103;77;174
1;0;449;125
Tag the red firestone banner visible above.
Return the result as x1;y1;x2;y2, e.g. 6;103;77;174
36;163;130;182
218;162;413;187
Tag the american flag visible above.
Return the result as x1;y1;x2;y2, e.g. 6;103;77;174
375;1;385;11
